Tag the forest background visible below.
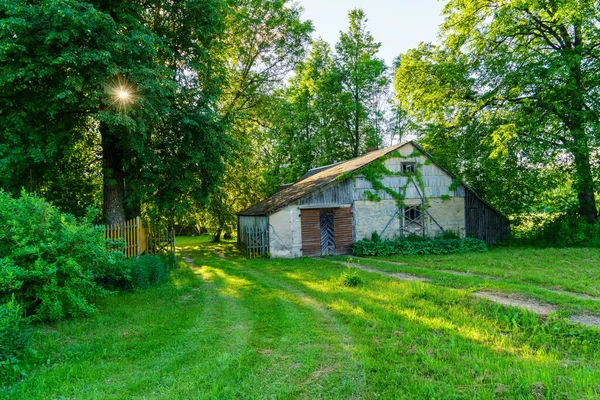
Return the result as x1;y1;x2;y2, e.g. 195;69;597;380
1;0;598;245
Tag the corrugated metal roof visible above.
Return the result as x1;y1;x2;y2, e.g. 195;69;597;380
238;142;408;216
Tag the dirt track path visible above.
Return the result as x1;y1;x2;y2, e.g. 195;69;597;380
321;258;600;330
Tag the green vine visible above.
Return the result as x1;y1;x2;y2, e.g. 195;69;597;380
449;178;462;192
336;150;432;210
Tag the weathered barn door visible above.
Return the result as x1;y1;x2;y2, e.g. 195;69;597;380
300;209;321;256
320;211;335;255
301;207;353;256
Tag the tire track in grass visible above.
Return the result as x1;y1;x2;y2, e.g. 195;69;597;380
364;258;600;302
211;252;365;398
167;250;253;397
326;257;600;330
243;267;366;398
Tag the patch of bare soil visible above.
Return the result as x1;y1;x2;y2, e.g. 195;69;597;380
569;314;600;329
475;292;600;330
182;252;195;266
371;259;600;302
329;260;430;282
474;292;557;316
210;249;227;260
366;258;501;281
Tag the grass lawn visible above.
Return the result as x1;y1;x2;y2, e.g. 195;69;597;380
336;248;600;316
4;237;600;399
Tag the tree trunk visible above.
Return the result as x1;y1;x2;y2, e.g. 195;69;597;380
224;230;232;240
101;122;126;224
212;228;222;243
571;137;597;224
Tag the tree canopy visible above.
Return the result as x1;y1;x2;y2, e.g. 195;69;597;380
394;0;599;221
0;0;228;223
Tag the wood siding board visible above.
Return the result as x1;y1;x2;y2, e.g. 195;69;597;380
465;189;510;244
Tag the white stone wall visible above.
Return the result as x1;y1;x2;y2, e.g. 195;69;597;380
424;197;465;237
268;206;302;258
354;197;466;241
354;200;400;240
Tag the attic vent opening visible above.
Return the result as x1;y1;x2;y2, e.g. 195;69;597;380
402;162;416;174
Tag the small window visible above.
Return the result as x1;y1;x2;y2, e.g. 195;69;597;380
402;162;416;174
404;206;422;224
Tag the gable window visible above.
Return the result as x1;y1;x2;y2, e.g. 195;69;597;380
402;162;416;174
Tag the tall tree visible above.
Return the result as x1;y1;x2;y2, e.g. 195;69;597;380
268;10;391;184
201;0;313;240
395;0;599;222
0;0;228;224
335;9;387;158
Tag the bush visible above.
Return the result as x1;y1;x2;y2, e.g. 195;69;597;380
92;253;173;291
0;299;32;383
0;190;109;321
343;268;363;287
506;213;600;248
128;255;173;290
352;236;488;257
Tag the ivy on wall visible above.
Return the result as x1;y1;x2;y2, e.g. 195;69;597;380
340;149;427;209
336;147;462;216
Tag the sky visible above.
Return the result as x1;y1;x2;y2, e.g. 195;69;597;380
298;0;446;65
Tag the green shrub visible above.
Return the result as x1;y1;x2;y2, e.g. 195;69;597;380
343;268;363;287
370;231;381;243
352;236;488;257
0;190;109;321
128;255;173;290
506;213;600;248
0;299;32;383
94;254;173;291
439;230;461;240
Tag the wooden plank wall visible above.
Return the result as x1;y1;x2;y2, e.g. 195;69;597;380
334;208;353;255
300;209;322;256
101;217;175;258
465;190;510;244
301;208;354;256
238;216;269;248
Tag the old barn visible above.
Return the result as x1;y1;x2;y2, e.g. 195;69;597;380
238;141;509;258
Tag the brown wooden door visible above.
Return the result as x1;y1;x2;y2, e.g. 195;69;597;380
301;207;353;256
333;208;353;255
301;209;321;256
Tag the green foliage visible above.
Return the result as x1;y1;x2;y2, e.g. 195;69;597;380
128;255;173;290
394;1;599;221
96;253;174;291
267;9;389;184
0;298;32;384
342;269;363;287
200;0;313;239
363;190;381;202
438;230;460;240
352;236;488;257
0;191;109;321
370;231;381;243
0;0;229;222
506;214;600;248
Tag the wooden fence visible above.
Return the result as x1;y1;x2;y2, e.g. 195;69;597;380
101;217;175;258
245;226;269;259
